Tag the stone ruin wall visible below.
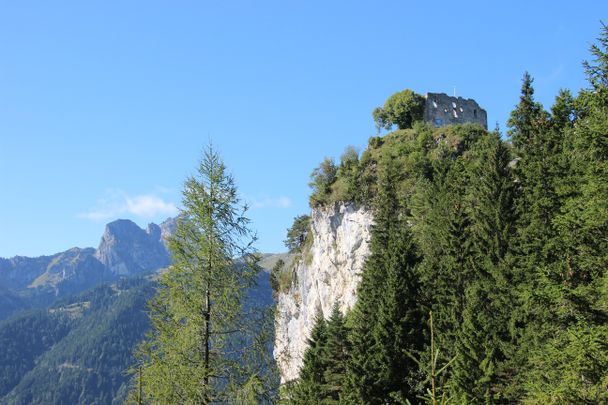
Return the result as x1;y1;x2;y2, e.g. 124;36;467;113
423;93;487;129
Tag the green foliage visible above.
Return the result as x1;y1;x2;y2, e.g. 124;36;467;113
507;72;550;152
0;277;155;405
514;25;608;401
270;258;296;295
373;89;426;132
293;27;608;402
344;159;424;404
131;145;276;404
322;304;350;403
450;131;516;402
290;308;329;403
308;122;486;208
0;311;72;398
583;21;608;90
331;146;362;203
405;312;457;405
524;325;608;403
269;258;284;293
309;157;338;206
288;304;350;404
277;268;295;293
284;215;311;253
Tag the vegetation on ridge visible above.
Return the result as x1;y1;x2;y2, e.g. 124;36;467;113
286;25;608;404
309;120;487;208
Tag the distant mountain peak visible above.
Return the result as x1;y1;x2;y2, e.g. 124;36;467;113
103;218;143;236
0;217;176;319
146;222;162;241
95;219;171;276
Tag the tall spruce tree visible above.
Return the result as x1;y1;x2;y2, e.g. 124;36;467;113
412;156;474;367
292;308;329;403
345;158;424;403
522;24;608;402
507;72;554;270
451;131;516;403
129;145;275;404
505;73;561;399
290;304;350;404
322;303;350;403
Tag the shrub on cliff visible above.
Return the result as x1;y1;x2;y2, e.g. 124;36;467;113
284;215;311;254
373;89;425;132
309;158;338;206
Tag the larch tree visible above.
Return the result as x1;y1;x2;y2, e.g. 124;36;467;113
129;145;276;404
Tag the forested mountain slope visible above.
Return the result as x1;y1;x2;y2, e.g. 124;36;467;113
0;277;154;404
280;27;608;403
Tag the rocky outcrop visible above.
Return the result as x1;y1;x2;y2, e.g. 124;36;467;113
159;217;178;249
94;219;170;276
274;202;373;382
0;218;175;320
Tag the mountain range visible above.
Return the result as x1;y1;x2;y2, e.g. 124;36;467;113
0;217;277;404
0;218;175;321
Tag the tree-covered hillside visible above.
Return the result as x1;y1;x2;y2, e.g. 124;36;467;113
0;277;155;405
287;25;608;404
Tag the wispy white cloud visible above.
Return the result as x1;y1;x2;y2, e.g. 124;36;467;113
249;195;292;210
125;195;178;217
78;189;179;221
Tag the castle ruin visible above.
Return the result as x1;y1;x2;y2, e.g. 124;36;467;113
423;93;487;129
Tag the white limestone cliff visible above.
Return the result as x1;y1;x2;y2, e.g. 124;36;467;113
274;202;373;382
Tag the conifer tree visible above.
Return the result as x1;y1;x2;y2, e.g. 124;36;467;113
451;132;516;402
322;303;350;403
129;145;275;404
523;24;608;401
507;72;554;268
412;156;474;364
505;73;561;397
292;308;329;403
290;304;350;404
507;72;548;152
345;158;424;403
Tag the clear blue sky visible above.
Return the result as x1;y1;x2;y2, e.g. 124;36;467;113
0;1;606;257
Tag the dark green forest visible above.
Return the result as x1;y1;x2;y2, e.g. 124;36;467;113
0;277;154;404
285;26;608;403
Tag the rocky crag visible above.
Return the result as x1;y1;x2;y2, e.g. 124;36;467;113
274;202;373;382
0;217;176;319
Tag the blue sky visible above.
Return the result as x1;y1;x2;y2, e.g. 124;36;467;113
0;1;606;257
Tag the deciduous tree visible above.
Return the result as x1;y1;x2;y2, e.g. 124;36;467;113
130;145;275;404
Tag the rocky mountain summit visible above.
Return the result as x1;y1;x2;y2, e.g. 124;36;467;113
94;219;170;276
0;218;174;320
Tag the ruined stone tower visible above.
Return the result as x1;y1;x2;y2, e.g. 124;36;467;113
423;93;487;129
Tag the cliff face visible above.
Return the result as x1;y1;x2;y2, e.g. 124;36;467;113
94;219;170;276
274;202;373;382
